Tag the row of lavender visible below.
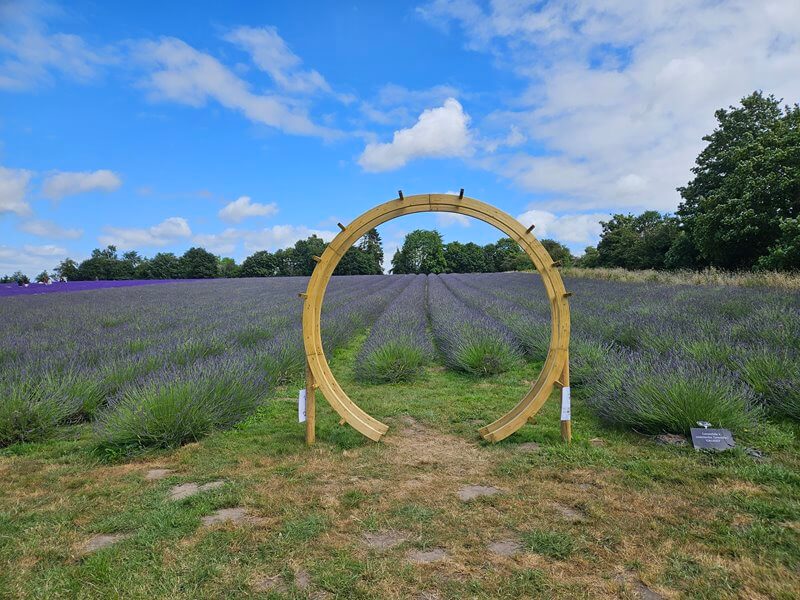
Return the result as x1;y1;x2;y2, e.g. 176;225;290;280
354;272;800;434
0;276;414;449
2;272;798;449
477;272;800;431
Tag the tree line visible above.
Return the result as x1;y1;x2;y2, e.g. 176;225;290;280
576;92;799;271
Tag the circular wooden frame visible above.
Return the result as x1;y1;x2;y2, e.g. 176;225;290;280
302;193;570;442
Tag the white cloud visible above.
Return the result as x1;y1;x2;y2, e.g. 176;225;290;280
516;208;608;250
134;37;338;138
0;244;68;277
419;0;800;213
0;165;33;215
436;213;471;228
218;196;278;223
23;243;67;256
223;26;332;95
0;3;115;91
99;217;191;249
243;225;337;252
358;98;473;171
192;228;241;255
18;218;83;239
42;169;122;199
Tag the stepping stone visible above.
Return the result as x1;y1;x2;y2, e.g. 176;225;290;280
295;569;312;589
615;570;664;600
145;468;174;481
457;484;502;502
362;530;408;550
552;502;585;522
407;548;447;564
80;533;130;554
168;480;225;501
517;442;541;453
253;575;288;594
201;507;248;526
488;539;522;557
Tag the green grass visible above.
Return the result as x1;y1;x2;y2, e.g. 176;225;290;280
0;334;798;599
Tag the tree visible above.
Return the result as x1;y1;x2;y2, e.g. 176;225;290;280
486;237;529;272
391;229;447;274
539;239;574;266
54;258;79;281
292;235;327;276
678;92;800;269
76;245;123;280
180;247;218;279
146;253;181;279
757;217;800;271
35;271;50;284
358;228;384;274
575;246;600;268
218;257;239;278
11;271;29;285
273;248;296;276
444;241;489;273
595;212;680;270
240;251;278;277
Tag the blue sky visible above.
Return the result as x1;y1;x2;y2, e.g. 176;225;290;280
2;0;799;275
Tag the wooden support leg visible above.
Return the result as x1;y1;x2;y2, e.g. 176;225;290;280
305;360;316;445
559;357;572;443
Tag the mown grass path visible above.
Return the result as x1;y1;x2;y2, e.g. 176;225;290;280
1;336;798;599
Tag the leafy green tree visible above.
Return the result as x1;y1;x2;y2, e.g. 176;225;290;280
76;245;122;280
486;237;529;272
180;247;218;279
53;258;79;281
539;239;574;266
146;252;181;279
240;251;278;277
595;212;680;270
391;229;447;274
664;231;702;270
359;228;384;274
11;271;29;285
292;235;327;276
678;92;800;269
575;246;600;268
273;248;296;276
217;257;239;278
757;217;800;271
35;271;50;284
444;241;489;273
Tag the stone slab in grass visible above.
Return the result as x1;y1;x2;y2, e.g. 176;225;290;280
487;539;522;557
169;480;225;501
517;442;541;453
457;484;502;502
201;507;248;526
551;502;586;522
407;548;448;564
80;533;130;554
145;469;174;481
362;530;408;550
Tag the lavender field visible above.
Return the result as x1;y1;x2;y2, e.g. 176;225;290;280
1;273;799;451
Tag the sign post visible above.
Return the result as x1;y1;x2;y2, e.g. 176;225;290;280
304;359;316;445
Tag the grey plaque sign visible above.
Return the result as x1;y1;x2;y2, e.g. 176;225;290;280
690;428;735;451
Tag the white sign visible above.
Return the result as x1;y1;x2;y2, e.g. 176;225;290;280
560;386;571;421
298;389;306;423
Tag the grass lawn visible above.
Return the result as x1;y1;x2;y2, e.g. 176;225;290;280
1;336;798;599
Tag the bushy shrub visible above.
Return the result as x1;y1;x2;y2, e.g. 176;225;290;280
95;363;265;450
738;350;800;421
356;339;429;383
584;352;759;435
0;379;79;447
452;335;521;376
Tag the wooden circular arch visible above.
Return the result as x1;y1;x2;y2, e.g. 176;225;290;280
302;193;570;442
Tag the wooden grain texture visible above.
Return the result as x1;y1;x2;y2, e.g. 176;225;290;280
302;193;571;443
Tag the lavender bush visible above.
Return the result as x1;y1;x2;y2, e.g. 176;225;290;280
427;275;522;376
355;274;434;383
